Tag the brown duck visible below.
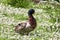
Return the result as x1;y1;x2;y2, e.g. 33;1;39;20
15;9;37;35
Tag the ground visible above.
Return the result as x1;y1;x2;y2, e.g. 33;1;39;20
0;3;60;40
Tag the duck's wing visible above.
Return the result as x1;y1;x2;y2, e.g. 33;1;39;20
15;21;31;29
15;21;31;31
15;23;27;34
15;22;27;31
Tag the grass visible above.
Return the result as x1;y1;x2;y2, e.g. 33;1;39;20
2;13;28;20
0;2;60;40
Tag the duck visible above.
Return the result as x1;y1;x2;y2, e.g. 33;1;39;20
15;9;37;35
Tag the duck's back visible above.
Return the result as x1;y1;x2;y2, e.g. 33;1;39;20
15;21;35;35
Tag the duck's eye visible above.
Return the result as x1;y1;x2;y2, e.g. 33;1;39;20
18;24;21;26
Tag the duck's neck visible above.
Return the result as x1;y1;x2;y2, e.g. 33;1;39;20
28;15;36;28
29;15;34;19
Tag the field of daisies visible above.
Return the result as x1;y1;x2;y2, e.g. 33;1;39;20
0;1;60;40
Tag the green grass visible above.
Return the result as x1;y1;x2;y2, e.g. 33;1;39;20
0;2;60;40
2;13;28;20
0;37;17;40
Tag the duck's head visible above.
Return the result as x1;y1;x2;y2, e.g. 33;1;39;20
28;9;35;15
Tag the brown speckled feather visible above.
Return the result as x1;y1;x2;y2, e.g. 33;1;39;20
15;21;34;35
15;9;37;35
